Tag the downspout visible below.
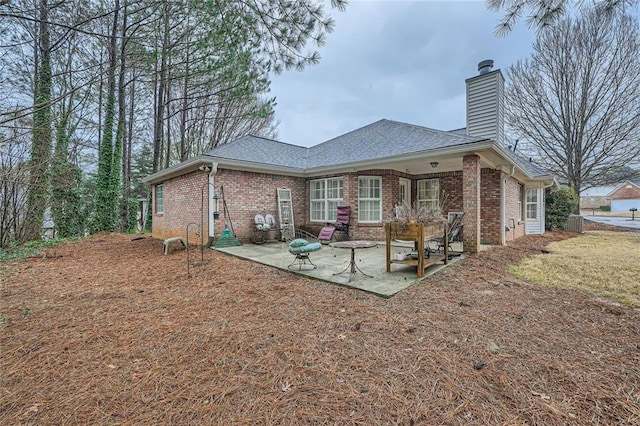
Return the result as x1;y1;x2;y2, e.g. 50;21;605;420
501;164;516;245
208;162;218;241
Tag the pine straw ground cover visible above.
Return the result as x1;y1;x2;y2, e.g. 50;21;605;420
1;227;639;425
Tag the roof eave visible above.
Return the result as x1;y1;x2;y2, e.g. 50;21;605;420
304;140;496;175
208;156;306;177
142;156;209;184
491;143;555;184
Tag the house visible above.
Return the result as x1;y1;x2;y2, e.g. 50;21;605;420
579;185;615;211
143;60;556;253
606;180;640;212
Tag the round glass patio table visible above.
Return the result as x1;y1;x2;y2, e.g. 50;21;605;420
330;240;378;281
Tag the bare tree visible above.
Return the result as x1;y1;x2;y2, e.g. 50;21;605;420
506;11;640;199
0;126;30;246
487;0;639;35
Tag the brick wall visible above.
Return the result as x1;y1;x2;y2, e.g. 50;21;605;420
580;195;609;209
151;170;208;241
611;183;640;200
152;164;519;247
214;169;306;241
481;169;502;245
462;155;481;253
151;169;306;242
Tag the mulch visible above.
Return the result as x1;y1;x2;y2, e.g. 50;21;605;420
1;224;638;425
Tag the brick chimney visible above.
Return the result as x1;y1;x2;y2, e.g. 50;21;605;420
465;59;505;145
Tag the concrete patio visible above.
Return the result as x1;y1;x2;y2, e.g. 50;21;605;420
214;240;464;297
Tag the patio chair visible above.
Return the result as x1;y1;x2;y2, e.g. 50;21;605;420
253;213;276;244
318;205;351;244
427;212;464;257
287;238;322;270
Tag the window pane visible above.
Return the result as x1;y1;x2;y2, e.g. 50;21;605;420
311;180;325;200
327;200;339;221
156;185;164;213
358;177;382;222
417;179;439;213
310;178;343;222
327;178;343;199
311;200;325;221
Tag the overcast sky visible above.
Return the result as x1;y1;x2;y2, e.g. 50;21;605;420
269;0;537;147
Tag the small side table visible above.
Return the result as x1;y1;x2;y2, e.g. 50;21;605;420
330;240;378;281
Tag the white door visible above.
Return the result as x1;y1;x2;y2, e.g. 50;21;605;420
398;178;411;210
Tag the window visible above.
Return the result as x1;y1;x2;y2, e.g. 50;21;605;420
310;177;343;221
526;188;538;220
156;184;164;214
417;179;439;213
358;176;382;222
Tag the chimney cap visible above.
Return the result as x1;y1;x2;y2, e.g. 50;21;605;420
478;59;494;75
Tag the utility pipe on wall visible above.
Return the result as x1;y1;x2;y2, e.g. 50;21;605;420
208;162;218;240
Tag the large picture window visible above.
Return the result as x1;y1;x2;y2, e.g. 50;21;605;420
526;188;538;220
156;184;164;214
310;177;343;221
417;179;439;213
358;176;382;222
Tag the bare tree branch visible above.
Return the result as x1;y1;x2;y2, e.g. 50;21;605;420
506;10;640;196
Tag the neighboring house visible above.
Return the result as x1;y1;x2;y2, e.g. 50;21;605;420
143;60;556;253
580;186;615;210
606;180;640;212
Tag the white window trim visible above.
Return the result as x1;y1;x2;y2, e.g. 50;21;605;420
358;176;382;223
309;177;343;222
526;188;538;220
156;184;164;214
416;178;440;214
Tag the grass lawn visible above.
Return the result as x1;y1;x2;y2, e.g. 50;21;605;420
509;231;640;307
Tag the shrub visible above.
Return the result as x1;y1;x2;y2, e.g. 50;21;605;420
546;187;579;230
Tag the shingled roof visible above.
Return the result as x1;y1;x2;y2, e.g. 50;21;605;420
204;119;485;170
203;135;308;170
203;119;550;179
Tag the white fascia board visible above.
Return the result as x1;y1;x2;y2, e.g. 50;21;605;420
142;155;306;184
208;157;306;177
304;140;497;175
142;156;208;184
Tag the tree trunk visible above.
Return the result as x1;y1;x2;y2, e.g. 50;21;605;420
24;0;52;242
93;0;120;232
152;1;169;173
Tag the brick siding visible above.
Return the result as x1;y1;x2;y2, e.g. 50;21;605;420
151;164;520;248
610;183;640;200
151;170;208;241
462;155;481;253
481;169;502;245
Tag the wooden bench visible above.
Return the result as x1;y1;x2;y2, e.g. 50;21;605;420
162;237;186;255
